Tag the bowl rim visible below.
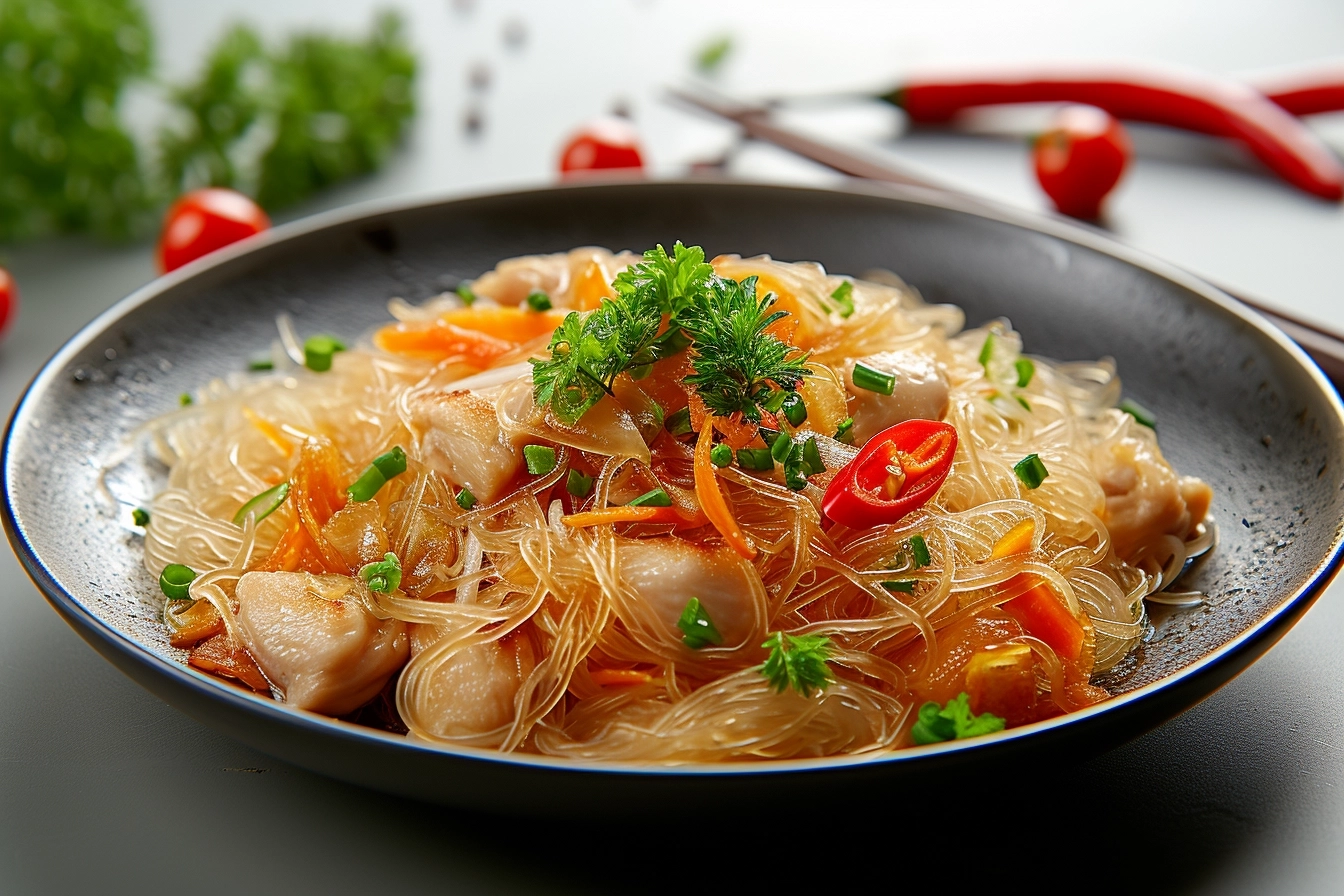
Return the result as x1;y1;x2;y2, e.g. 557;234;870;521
6;177;1343;777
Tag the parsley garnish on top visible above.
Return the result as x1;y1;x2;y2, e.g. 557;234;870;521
910;692;1006;744
530;242;809;426
760;631;834;698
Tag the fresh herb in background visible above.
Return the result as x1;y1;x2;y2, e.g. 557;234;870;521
694;34;733;74
0;0;154;240
158;10;416;210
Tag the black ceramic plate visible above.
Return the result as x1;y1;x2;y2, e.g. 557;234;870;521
5;181;1343;815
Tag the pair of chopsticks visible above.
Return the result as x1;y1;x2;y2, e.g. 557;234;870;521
667;85;1344;389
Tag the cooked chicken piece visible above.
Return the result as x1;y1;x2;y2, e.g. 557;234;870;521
843;350;950;444
468;247;635;309
408;389;524;504
406;627;535;739
1094;432;1212;561
235;571;409;715
616;536;767;649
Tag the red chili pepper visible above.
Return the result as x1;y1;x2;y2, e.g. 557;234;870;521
1257;62;1344;117
885;64;1344;201
822;419;957;529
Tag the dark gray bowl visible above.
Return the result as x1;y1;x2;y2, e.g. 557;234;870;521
5;181;1342;815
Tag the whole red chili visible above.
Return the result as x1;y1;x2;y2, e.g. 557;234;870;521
822;419;957;529
884;64;1344;201
1257;62;1344;117
1033;105;1132;219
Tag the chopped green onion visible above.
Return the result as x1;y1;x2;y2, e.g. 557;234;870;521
1014;357;1035;388
771;430;794;464
834;417;855;444
910;534;931;568
736;447;774;471
1119;398;1156;429
179;393;193;406
132;508;150;527
248;357;274;371
710;443;733;467
1014;453;1049;489
566;469;594;498
359;552;402;593
523;444;558;475
347;446;408;502
304;335;346;372
232;481;290;526
783;442;809;491
978;332;995;370
761;390;789;413
159;564;197;601
456;487;477;510
665;406;693;437
781;392;808;426
1016;395;1031;411
829;281;855;318
801;436;825;475
525;291;553;312
882;580;916;593
456;283;477;305
852;361;895;396
628;487;672;507
677;597;724;649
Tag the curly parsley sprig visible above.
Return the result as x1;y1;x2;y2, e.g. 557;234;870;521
760;631;834;698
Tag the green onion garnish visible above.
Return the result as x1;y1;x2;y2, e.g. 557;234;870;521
132;508;150;527
677;597;724;649
783;442;809;491
179;393;193;406
770;430;793;464
1014;357;1035;388
523;444;557;475
1119;398;1156;429
910;534;931;568
834;417;855;444
665;406;693;437
346;446;408;502
628;487;672;507
829;281;855;318
1016;395;1031;411
456;283;477;305
801;436;825;476
232;481;290;526
762;391;789;413
781;391;808;426
853;361;895;396
456;487;477;510
1014;453;1049;489
736;447;775;471
359;552;402;593
710;443;733;467
978;332;995;370
304;334;346;372
525;291;553;312
566;469;594;498
159;564;197;601
882;580;916;593
248;357;274;371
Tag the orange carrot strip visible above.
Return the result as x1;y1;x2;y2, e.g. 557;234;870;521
991;518;1037;559
989;519;1086;661
374;307;565;364
589;668;653;687
563;504;703;528
242;407;294;458
573;260;614;310
695;421;757;560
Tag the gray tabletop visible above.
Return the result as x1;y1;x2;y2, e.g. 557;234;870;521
3;2;1343;893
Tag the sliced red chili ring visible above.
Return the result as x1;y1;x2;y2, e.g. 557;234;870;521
822;419;958;529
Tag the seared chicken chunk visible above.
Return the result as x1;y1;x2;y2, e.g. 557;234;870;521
843;350;950;445
1094;432;1212;562
408;389;524;504
406;628;535;739
235;571;408;715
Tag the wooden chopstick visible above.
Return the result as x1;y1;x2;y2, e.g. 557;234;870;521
667;85;1344;390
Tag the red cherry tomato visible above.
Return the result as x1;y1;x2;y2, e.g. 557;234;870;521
1033;105;1132;220
157;188;271;274
558;117;645;175
0;267;17;338
822;419;958;529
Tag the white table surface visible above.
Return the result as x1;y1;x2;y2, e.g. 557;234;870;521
3;2;1343;892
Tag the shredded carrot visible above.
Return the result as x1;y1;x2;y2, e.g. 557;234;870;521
695;421;757;559
242;406;294;458
991;518;1037;559
374;306;565;364
563;504;705;529
589;668;653;687
989;518;1086;661
573;260;614;310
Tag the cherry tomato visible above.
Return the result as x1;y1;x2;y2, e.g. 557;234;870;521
1032;105;1132;220
0;266;17;338
822;419;958;529
157;188;271;274
558;117;645;175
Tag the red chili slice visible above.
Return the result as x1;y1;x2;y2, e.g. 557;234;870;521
822;419;957;529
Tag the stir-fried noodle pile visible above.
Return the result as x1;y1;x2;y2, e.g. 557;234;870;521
127;245;1213;762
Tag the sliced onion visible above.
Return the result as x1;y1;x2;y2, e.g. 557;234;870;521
497;378;651;465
